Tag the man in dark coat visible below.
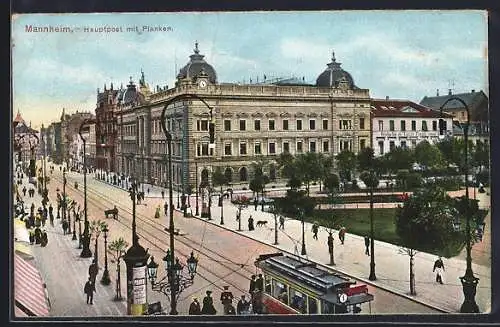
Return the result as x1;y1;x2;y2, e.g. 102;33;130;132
364;236;370;255
248;216;254;231
161;190;165;199
84;277;96;304
249;275;256;294
220;286;234;315
89;260;99;284
201;290;216;315
433;257;445;284
255;274;264;292
188;297;201;315
164;202;168;216
236;295;250;315
22;186;27;196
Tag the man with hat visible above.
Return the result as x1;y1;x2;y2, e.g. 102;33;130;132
237;294;250;315
201;290;216;315
188;297;201;315
220;285;234;315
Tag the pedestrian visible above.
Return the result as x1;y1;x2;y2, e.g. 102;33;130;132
236;295;250;315
236;211;240;222
327;232;334;255
433;256;445;284
312;223;319;240
201;290;217;315
147;188;150;194
255;274;264;293
339;226;346;245
161;190;165;199
62;219;69;235
279;215;285;230
22;186;27;196
40;230;48;247
155;205;161;219
89;259;99;284
253;198;258;211
248;215;254;231
188;297;201;315
164;202;168;216
220;285;234;315
249;275;256;295
29;228;35;245
364;236;370;255
84;277;96;304
42;206;48;227
34;227;42;244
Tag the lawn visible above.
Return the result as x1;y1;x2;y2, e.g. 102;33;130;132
295;208;471;258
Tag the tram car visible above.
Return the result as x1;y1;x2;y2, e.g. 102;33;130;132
254;252;374;314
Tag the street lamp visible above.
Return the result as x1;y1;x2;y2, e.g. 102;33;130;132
439;97;479;313
147;251;198;315
79;120;92;258
123;181;150;315
101;224;111;285
270;200;279;245
72;206;77;241
299;208;306;255
76;214;82;249
161;93;212;314
63;169;71;235
195;162;199;216
368;170;376;281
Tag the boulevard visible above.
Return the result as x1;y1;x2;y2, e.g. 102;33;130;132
21;159;488;316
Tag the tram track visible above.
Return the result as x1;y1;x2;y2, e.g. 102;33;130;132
51;173;257;299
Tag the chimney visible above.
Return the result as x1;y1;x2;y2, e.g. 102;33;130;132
436;89;439;96
471;89;475;93
386;96;389;100
448;89;452;95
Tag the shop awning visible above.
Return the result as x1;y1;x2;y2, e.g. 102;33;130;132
14;254;50;316
14;219;30;243
14;242;34;261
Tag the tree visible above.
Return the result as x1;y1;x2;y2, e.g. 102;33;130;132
383;146;414;179
413;141;443;172
276;151;296;180
90;220;107;268
250;157;271;210
232;195;249;231
395;186;457;295
294;153;321;196
357;147;375;173
336;150;357;185
212;166;229;224
317;154;334;193
108;237;128;301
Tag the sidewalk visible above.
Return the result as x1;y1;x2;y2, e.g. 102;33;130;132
89;173;492;313
15;173;127;316
189;187;491;314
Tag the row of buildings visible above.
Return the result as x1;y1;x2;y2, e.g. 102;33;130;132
34;43;489;190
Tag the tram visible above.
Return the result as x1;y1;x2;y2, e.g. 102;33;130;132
254;252;374;315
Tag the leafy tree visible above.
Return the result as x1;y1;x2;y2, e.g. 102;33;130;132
383;146;414;178
395;186;457;295
212;166;229;221
323;173;342;212
317;153;334;193
276;151;296;180
109;237;128;300
336;150;357;184
472;140;489;173
413;141;443;172
250;157;271;209
295;153;319;196
357;147;375;173
282;189;316;216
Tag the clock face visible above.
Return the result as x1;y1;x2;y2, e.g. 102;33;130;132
338;293;348;303
199;80;207;88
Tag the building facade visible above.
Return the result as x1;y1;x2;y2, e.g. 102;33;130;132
13;111;39;164
87;121;97;169
420;89;489;146
371;99;454;156
115;44;372;190
60;109;94;168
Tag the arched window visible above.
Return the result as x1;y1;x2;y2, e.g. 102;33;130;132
224;167;233;183
239;167;248;182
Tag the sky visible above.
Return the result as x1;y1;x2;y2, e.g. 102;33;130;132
12;11;488;131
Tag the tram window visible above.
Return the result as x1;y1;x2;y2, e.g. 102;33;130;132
289;288;307;314
308;297;319;314
264;276;272;293
322;300;335;314
273;281;288;305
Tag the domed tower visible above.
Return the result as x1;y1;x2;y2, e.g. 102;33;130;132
316;51;356;89
176;42;217;87
122;77;145;106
